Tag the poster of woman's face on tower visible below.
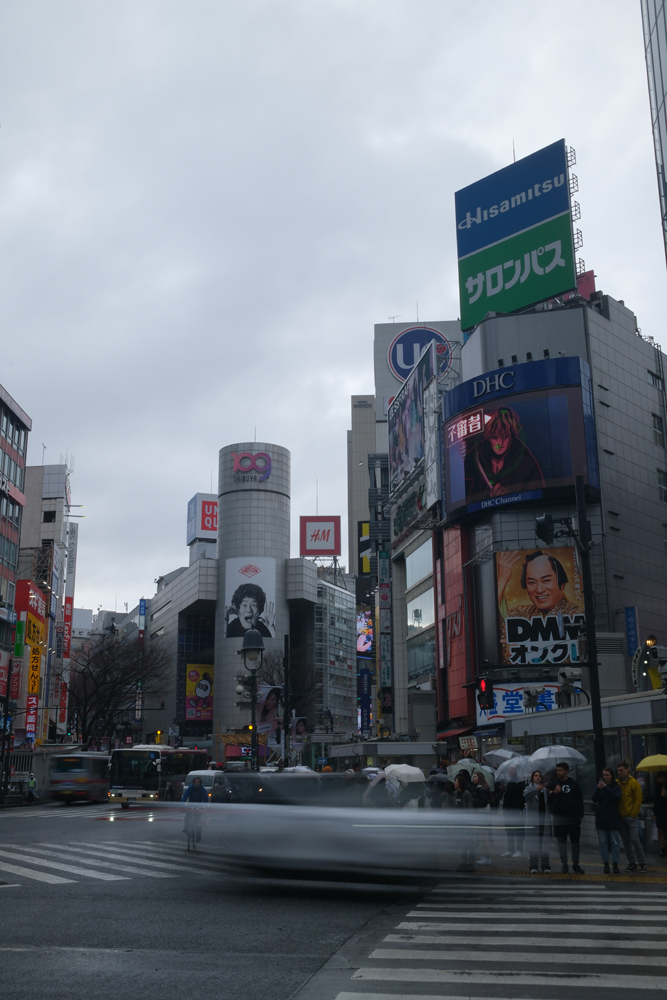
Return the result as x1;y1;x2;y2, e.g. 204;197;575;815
225;557;276;638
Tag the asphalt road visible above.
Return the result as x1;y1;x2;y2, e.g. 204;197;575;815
0;800;422;1000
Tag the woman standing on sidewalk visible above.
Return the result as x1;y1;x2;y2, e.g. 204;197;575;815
523;769;551;874
592;766;622;874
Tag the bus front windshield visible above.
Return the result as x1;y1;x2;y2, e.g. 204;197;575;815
110;751;160;791
52;757;86;773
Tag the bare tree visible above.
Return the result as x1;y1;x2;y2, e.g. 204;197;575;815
68;634;169;744
256;649;317;722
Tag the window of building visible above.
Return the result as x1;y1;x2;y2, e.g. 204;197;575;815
497;359;504;367
407;638;436;681
526;352;532;360
653;413;665;448
649;370;664;390
659;469;667;503
405;539;432;589
43;510;56;523
406;588;434;637
511;355;517;363
543;348;550;358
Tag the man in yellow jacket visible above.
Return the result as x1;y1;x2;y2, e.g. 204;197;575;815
617;761;646;873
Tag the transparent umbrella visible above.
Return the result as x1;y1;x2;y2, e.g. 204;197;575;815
494;755;534;782
484;749;517;767
529;745;587;768
447;759;495;790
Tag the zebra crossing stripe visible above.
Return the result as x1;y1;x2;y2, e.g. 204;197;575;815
0;860;73;884
26;844;177;878
0;848;127;881
351;968;667;990
369;948;667;968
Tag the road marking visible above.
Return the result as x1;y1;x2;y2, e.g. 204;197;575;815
429;886;667;898
397;920;660;933
97;840;225;870
351;968;667;990
406;905;667;917
384;933;665;950
0;860;74;884
334;995;530;1000
0;849;127;881
68;842;214;874
369;948;667;967
25;844;177;878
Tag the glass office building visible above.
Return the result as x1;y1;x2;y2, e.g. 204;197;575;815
643;0;667;265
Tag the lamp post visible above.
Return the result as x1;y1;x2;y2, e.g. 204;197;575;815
239;628;264;772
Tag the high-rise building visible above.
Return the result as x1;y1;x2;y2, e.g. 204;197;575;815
642;0;667;265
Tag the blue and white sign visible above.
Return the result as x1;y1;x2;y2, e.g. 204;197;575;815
476;683;560;726
455;139;569;260
388;326;452;382
624;607;639;658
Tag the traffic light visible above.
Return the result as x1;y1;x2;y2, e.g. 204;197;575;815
535;513;554;545
476;676;494;711
242;724;254;732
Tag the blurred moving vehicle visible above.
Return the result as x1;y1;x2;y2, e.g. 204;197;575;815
48;752;110;804
108;745;207;807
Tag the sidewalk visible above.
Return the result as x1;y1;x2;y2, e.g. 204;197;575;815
473;839;667;883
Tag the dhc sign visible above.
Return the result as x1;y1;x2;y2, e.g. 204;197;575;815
473;371;515;397
388;326;452;382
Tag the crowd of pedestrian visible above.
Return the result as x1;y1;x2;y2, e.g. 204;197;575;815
421;754;666;875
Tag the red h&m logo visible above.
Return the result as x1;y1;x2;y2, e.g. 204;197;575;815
299;516;341;557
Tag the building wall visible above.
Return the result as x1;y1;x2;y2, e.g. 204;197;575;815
214;442;291;740
347;395;375;572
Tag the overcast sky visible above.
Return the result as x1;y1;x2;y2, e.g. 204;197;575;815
1;2;664;612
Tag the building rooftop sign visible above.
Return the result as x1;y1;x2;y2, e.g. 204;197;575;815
455;139;576;330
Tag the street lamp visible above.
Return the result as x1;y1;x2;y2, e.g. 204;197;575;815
238;628;264;771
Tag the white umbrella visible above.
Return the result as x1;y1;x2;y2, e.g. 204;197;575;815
484;748;516;767
384;763;425;787
494;755;534;782
529;745;587;768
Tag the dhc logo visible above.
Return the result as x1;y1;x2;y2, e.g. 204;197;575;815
387;326;452;382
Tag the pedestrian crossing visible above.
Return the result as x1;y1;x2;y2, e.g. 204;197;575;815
295;879;667;1000
0;838;229;886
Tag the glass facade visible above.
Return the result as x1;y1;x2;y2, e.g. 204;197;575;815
643;0;667;265
407;637;435;681
405;538;432;589
406;587;435;638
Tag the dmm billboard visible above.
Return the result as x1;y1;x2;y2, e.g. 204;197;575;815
441;357;598;519
455;139;576;329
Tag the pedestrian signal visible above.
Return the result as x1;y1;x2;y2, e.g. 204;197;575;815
476;676;494;711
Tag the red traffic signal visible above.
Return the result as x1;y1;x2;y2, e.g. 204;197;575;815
476;676;494;711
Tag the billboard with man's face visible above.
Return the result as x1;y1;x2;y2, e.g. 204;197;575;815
496;546;585;665
224;558;276;638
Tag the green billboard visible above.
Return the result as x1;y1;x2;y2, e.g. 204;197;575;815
458;211;576;329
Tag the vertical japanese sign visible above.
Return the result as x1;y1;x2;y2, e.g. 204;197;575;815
496;547;585;665
624;607;639;658
63;523;78;659
455;139;576;329
359;667;372;733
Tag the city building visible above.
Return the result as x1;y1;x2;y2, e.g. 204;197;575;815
0;384;31;705
642;0;667;267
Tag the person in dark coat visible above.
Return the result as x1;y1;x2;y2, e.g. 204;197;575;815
454;771;474;871
500;766;526;858
523;769;551;873
652;771;667;858
547;761;585;873
592;766;622;874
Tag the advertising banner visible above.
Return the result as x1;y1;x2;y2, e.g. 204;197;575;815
58;681;68;726
358;522;371;575
224;557;276;638
356;608;373;655
0;654;7;700
11;662;22;700
299;516;341;557
185;664;214;721
443;360;594;519
423;377;439;509
28;644;42;695
186;493;218;545
15;580;47;622
476;683;561;725
496;547;585;664
359;667;372;733
624;606;639;658
256;685;282;735
25;693;38;734
455;139;575;329
388;343;435;496
291;717;308;744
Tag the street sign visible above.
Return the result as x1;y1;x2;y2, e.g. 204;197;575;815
318;757;327;765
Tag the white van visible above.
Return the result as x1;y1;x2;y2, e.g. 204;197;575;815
183;769;228;803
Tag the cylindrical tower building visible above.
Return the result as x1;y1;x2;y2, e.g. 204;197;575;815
214;442;290;748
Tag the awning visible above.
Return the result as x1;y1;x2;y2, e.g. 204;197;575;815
437;726;473;740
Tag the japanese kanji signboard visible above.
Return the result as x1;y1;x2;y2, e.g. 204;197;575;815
455;139;576;330
28;644;42;695
495;546;585;665
476;683;561;726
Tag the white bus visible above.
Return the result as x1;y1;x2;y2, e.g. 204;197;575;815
108;745;208;808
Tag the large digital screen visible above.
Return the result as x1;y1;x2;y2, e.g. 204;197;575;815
495;546;585;665
357;607;374;656
442;357;597;519
388;343;434;495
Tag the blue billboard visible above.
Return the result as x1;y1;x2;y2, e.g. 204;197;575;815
455;139;576;329
441;357;598;519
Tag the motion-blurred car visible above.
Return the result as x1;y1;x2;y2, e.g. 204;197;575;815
183;769;228;803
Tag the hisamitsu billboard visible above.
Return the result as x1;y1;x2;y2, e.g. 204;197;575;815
455;139;576;329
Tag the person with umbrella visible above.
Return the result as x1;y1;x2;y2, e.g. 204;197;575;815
547;761;585;874
499;764;526;858
616;760;647;873
523;769;551;874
